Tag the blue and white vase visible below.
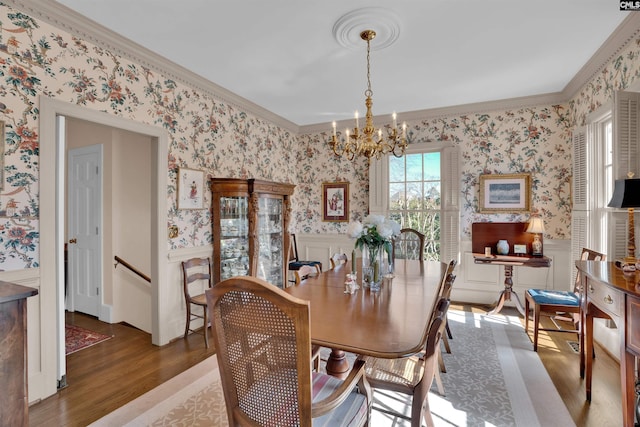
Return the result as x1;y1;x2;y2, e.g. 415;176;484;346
497;240;509;255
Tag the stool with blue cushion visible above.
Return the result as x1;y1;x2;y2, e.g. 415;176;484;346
524;248;605;352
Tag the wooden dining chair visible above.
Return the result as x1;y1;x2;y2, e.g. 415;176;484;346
329;252;348;270
524;248;606;352
394;228;426;260
288;233;323;282
181;257;213;348
206;276;372;426
358;297;450;427
294;264;320;285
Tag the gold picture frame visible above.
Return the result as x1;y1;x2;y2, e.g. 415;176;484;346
322;182;349;222
177;167;205;209
479;173;531;213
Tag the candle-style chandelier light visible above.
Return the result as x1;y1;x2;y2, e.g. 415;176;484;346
329;29;407;163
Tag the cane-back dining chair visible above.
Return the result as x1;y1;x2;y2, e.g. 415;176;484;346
181;257;213;348
288;233;323;282
524;248;605;352
206;276;372;426
358;297;450;427
394;228;426;260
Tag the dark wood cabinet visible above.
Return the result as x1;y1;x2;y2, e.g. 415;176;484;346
0;281;38;427
210;178;294;288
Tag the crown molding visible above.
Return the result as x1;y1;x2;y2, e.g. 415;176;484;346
299;92;565;135
5;0;299;132
562;12;640;99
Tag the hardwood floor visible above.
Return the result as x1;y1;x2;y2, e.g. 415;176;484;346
28;312;215;427
29;305;620;426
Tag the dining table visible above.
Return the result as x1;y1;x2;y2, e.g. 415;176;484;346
284;258;446;378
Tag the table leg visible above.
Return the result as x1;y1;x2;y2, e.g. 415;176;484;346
488;265;525;316
325;348;350;379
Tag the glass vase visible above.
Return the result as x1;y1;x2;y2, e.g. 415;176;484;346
362;243;384;292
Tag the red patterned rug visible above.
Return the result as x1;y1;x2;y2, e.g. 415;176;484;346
65;324;113;355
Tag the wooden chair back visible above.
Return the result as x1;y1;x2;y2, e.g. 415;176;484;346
329;253;348;270
394;228;426;260
573;248;605;292
294;264;320;285
207;276;313;425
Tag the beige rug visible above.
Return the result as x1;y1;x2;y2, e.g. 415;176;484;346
91;309;575;426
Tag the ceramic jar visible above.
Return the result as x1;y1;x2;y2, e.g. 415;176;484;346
497;240;509;255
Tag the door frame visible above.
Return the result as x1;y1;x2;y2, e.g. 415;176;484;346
40;97;169;387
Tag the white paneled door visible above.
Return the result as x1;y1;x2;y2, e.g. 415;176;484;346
67;145;103;316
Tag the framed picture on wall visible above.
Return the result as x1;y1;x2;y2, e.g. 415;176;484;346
177;167;205;209
479;173;531;213
322;182;349;222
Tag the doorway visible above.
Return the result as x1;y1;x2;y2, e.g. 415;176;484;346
39;97;169;395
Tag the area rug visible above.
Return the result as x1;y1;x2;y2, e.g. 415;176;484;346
65;324;113;355
91;309;575;426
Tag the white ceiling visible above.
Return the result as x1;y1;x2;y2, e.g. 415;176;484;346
52;1;629;127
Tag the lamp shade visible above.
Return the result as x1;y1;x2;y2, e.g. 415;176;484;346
526;217;545;234
608;178;640;208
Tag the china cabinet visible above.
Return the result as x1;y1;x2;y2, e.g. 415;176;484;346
211;178;294;288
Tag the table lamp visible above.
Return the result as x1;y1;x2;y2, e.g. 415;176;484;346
526;216;545;256
607;177;640;267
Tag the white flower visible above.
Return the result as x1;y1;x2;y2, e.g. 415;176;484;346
377;223;393;239
364;214;385;227
346;220;363;239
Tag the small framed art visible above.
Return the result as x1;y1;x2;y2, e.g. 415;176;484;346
479;173;531;213
177;167;205;209
322;181;349;222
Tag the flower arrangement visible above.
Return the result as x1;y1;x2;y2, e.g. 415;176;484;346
347;214;401;262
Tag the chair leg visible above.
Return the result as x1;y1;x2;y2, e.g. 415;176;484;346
524;296;530;335
438;345;446;373
442;333;451;354
533;305;541;352
203;305;209;349
434;367;445;396
445;321;453;340
184;303;191;339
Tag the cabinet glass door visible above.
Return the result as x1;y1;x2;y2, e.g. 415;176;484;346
257;197;284;287
219;196;249;280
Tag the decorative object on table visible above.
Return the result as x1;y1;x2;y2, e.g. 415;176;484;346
497;239;509;255
347;214;401;291
322;181;349;222
344;273;359;294
478;173;531;213
514;244;527;255
607;175;640;271
328;28;407;164
526;216;545;256
177;167;205;210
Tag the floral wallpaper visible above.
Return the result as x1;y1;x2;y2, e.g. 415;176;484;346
0;2;638;271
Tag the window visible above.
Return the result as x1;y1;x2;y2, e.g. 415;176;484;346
388;152;441;260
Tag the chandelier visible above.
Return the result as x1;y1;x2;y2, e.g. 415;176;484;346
329;29;407;163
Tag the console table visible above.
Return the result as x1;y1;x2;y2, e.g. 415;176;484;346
472;222;551;315
474;254;551;315
0;281;38;426
576;260;639;427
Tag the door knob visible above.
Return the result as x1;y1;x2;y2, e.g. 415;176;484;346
69;238;77;244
